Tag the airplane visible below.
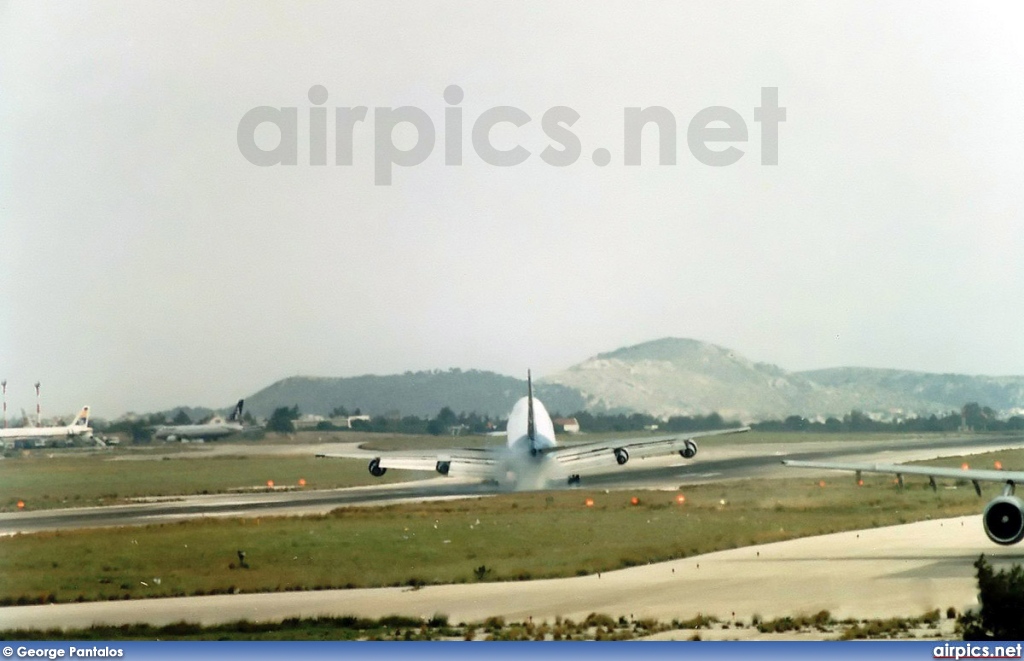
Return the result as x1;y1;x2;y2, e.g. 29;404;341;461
0;406;93;447
317;371;750;489
783;458;1024;546
153;399;246;441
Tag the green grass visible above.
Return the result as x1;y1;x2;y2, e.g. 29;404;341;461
0;475;985;605
0;453;426;511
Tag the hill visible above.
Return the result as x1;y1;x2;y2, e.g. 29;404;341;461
542;338;1024;421
237;338;1024;423
243;369;587;419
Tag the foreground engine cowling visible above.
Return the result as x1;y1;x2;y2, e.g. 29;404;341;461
678;440;698;459
368;457;387;477
614;448;629;465
983;495;1024;545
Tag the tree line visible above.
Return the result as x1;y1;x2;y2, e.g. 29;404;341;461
99;400;1024;442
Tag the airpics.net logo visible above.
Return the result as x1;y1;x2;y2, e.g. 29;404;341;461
237;85;786;186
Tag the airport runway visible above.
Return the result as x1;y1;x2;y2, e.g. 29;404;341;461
4;514;1022;631
2;434;1021;535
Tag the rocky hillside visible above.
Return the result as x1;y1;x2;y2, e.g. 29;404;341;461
542;338;1024;421
238;338;1024;422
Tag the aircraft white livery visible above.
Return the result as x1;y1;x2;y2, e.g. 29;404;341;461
318;372;750;489
0;406;92;446
153;399;246;441
784;458;1024;546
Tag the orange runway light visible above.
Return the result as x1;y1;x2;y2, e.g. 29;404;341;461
995;461;1003;470
584;498;594;507
266;480;274;488
16;500;25;509
857;479;864;486
676;494;686;504
630;496;640;506
298;478;307;486
818;480;826;488
961;463;970;471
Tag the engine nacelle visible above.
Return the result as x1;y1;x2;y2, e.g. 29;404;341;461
678;439;698;459
983;495;1024;545
614;448;629;465
368;457;387;477
436;461;451;476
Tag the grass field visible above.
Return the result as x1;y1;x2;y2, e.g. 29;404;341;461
0;452;427;512
0;610;951;640
0;472;990;605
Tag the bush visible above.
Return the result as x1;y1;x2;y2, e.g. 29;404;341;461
959;555;1024;640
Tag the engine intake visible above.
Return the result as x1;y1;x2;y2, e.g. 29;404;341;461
436;461;451;476
614;448;629;465
678;439;698;459
983;495;1024;545
368;457;387;477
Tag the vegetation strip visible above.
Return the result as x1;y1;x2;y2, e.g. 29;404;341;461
0;476;989;605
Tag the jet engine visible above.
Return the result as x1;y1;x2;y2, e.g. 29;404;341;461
368;457;387;477
678;440;698;459
614;448;629;465
983;495;1024;545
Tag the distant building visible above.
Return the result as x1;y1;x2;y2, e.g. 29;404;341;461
554;417;580;434
329;415;371;429
294;414;326;430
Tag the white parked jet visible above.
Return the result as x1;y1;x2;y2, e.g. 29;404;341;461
0;406;92;447
318;372;750;489
154;399;245;441
784;458;1024;546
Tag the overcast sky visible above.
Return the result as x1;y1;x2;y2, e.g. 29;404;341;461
2;1;1023;418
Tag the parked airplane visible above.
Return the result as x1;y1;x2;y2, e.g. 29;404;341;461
0;406;92;447
784;458;1024;546
153;399;245;441
318;372;750;489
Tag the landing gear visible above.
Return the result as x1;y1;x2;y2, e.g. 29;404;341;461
567;474;581;486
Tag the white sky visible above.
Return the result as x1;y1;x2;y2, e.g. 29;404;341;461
2;1;1023;417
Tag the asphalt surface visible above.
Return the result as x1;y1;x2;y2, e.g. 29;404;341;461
2;433;1021;535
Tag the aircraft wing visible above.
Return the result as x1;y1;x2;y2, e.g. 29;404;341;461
783;459;1024;490
545;426;750;471
317;447;501;479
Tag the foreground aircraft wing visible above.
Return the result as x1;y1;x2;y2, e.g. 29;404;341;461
785;458;1024;546
316;447;501;479
783;459;1024;493
546;426;751;471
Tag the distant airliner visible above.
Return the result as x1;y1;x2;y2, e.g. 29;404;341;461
0;406;92;447
318;372;750;489
154;399;246;441
784;458;1024;546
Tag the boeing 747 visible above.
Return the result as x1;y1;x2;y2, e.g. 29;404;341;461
318;372;750;489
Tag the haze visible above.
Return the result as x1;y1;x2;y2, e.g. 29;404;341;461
2;1;1023;417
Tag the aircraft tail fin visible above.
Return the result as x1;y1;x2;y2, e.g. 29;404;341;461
526;370;535;442
229;399;244;422
70;406;90;428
